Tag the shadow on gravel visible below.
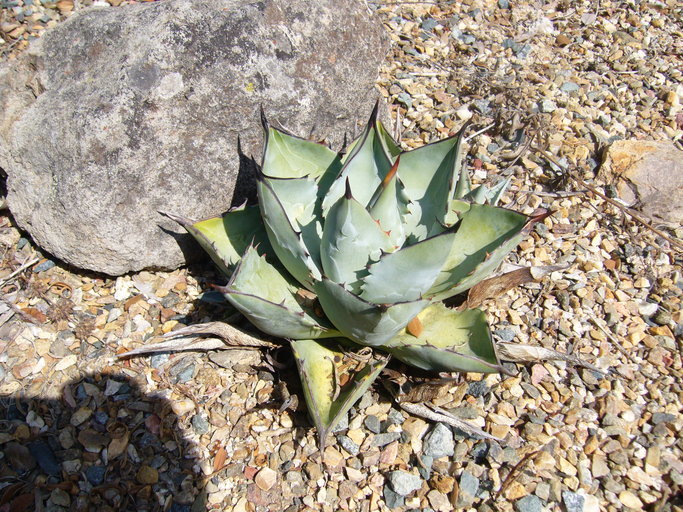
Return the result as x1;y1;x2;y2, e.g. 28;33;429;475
0;373;206;512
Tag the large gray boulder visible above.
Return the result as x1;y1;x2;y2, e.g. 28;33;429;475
0;0;389;275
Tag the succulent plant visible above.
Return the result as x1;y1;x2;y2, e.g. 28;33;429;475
167;103;547;446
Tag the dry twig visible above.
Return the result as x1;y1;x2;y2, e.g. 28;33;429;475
397;401;502;442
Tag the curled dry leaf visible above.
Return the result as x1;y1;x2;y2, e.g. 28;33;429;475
117;337;228;358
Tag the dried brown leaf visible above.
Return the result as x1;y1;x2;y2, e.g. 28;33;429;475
20;307;47;324
466;265;566;308
213;446;228;473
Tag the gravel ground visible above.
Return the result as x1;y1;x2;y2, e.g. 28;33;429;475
1;1;682;511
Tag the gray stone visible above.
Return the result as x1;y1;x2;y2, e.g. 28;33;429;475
562;491;585;512
560;82;580;93
539;99;557;113
191;413;210;434
386;470;423;496
371;432;401;447
364;414;381;434
383;486;405;509
150;353;170;369
515;495;542;512
422;423;454;458
173;363;195;383
651;412;676;424
332;412;349;433
494;328;516;342
336;435;359;456
417;454;433;480
85;465;106;486
387;408;405;425
459;470;479;499
0;0;389;275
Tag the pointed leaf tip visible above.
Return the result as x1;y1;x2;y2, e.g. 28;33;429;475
344;178;353;200
370;98;380;123
260;105;269;132
158;210;193;228
528;208;553;226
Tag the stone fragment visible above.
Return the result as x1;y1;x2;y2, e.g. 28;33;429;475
618;490;643;509
427;489;451;512
515;495;543;512
27;441;60;476
562;490;585;512
383;486;405;509
77;429;109;452
371;432;401;447
422;423;454;458
255;467;277;491
323;446;344;470
386;470;423;496
136;465;159;485
598;140;683;224
49;488;71;507
85;465;106;486
70;407;93;426
0;0;389;275
191;413;210;435
430;474;455;494
457;471;479;506
337;435;359;456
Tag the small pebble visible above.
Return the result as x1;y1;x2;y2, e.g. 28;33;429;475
364;414;381;434
422;423;454;458
383;486;405;509
515;495;543;512
191;413;210;434
255;467;277;491
27;441;60;476
337;435;360;456
386;470;423;496
136;465;159;485
34;259;55;272
562;490;585;512
85;465;106;486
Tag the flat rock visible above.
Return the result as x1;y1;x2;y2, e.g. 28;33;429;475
598;140;683;224
422;422;454;458
386;470;423;496
0;0;388;275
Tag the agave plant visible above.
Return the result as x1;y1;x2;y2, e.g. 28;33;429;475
166;103;546;446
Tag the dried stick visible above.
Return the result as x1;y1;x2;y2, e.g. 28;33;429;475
398;401;502;442
497;342;607;375
588;317;637;364
0;257;40;287
495;447;540;499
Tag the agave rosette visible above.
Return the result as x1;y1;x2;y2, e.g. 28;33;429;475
169;104;544;444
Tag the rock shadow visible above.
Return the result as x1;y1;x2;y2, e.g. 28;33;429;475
0;372;206;512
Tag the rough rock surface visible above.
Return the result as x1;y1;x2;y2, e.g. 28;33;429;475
0;0;388;275
598;140;683;224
